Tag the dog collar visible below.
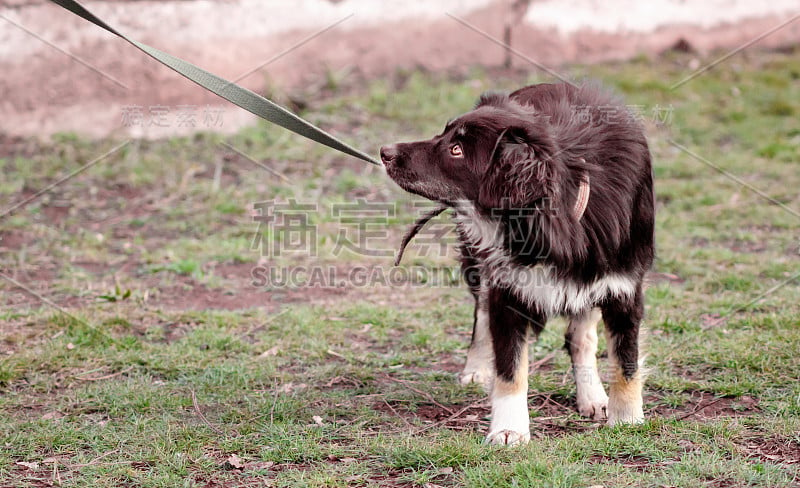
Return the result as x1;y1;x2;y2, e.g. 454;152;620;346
573;173;590;220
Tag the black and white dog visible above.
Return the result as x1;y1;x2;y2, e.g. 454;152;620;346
381;82;655;445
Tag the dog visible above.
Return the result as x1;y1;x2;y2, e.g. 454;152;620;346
381;82;655;445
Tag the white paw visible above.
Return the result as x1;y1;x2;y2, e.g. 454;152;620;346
607;400;644;426
458;369;493;389
577;389;609;420
484;429;530;446
608;411;644;426
487;390;530;446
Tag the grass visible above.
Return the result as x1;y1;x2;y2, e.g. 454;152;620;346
1;44;799;487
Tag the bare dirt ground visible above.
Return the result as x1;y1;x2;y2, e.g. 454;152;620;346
1;0;799;139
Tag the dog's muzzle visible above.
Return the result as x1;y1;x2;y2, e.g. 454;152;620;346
380;144;399;167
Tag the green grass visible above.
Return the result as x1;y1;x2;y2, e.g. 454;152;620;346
1;46;799;486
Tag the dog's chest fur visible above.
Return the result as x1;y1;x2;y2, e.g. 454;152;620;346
454;205;636;317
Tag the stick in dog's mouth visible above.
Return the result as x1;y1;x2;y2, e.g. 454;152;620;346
394;204;450;266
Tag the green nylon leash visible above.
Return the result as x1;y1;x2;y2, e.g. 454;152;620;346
50;0;380;166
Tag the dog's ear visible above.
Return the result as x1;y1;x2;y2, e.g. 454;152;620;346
478;123;558;210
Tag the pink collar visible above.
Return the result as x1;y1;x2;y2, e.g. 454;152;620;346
573;174;590;220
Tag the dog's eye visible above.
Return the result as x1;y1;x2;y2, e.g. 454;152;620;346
450;144;463;157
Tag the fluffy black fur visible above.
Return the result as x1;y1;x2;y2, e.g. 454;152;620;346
382;81;654;405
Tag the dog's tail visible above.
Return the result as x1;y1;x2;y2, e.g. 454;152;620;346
394;205;449;266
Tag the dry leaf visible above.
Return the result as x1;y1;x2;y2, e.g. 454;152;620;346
248;460;275;470
15;461;39;470
312;415;324;426
700;313;726;329
327;349;346;359
259;346;279;357
222;453;244;470
278;382;306;394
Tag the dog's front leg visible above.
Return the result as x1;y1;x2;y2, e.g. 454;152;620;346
460;287;494;390
484;286;537;446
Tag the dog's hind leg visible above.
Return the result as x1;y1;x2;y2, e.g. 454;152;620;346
484;287;538;446
565;308;608;420
602;285;645;425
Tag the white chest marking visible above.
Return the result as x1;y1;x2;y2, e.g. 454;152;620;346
454;205;636;316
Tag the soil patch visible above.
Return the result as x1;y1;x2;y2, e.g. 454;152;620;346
648;391;761;420
737;436;800;465
372;397;490;433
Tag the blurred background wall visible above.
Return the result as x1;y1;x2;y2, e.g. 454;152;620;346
1;0;798;138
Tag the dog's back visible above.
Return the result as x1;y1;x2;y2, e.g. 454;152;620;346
506;83;655;280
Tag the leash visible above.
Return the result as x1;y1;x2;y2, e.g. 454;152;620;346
49;0;379;166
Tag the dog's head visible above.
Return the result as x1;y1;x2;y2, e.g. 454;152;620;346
381;93;564;211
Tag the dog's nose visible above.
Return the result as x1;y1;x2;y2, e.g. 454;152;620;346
380;144;399;165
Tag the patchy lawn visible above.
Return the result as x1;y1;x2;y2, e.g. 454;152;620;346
1;45;799;487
